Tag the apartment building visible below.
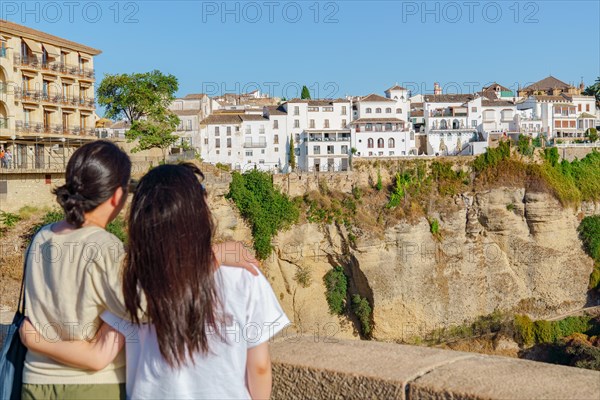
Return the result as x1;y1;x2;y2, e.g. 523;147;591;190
284;98;352;172
169;93;212;149
0;19;101;169
351;89;416;157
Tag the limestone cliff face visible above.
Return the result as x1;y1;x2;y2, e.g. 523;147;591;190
208;182;594;342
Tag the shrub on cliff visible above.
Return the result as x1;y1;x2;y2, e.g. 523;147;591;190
513;315;535;346
324;266;347;315
227;170;299;260
352;294;372;336
578;215;600;290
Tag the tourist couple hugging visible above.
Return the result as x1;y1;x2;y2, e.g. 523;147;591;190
18;141;289;399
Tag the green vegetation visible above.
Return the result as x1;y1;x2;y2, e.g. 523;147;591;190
215;162;231;172
428;217;440;236
427;310;508;344
583;76;600;108
578;215;600;290
289;135;296;170
98;70;180;161
227;170;299;260
324;266;347;315
386;172;412;209
517;134;534;157
294;266;312;288
0;211;21;228
430;161;469;196
506;203;515;212
107;217;128;244
300;85;311;100
473;140;512;172
18;206;40;220
586;128;598;143
513;315;594;345
352;294;372;336
375;168;383;191
304;190;356;227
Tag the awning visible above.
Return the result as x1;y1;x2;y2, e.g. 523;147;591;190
22;37;42;53
42;43;60;57
578;112;597;119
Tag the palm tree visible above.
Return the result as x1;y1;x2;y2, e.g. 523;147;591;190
583;77;600;108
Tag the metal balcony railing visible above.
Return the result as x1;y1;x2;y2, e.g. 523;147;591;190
243;141;267;148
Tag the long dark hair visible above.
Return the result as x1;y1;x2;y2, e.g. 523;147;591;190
123;163;221;367
54;141;131;228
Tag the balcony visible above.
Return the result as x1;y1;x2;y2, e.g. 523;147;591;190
243;141;267;148
14;54;41;70
308;133;350;142
14;55;96;80
15;121;93;136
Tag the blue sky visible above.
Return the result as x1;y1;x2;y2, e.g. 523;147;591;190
3;0;599;100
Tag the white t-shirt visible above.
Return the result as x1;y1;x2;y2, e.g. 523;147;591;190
101;266;290;400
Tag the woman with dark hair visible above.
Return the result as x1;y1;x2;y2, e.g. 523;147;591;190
20;142;260;400
22;163;289;399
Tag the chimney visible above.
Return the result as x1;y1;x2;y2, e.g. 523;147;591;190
434;82;442;95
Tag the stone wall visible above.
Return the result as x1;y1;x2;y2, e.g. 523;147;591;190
558;146;599;162
0;171;65;212
270;336;600;400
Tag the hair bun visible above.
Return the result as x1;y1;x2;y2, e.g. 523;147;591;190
55;185;86;227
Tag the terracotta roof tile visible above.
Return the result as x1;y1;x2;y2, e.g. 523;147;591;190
359;94;395;103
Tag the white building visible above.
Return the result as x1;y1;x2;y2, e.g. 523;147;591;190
198;112;285;171
283;98;352;172
423;94;482;155
351;92;416;157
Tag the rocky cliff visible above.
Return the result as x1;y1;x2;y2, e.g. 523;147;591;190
207;175;595;342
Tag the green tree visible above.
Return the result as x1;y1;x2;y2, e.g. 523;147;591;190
585;127;598;143
289;135;296;171
301;85;311;100
324;266;347;315
97;70;180;161
583;77;600;108
352;294;372;336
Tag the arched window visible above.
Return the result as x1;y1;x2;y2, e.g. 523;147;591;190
385;108;392;113
388;138;395;148
396;108;402;114
366;108;372;114
440;120;448;129
376;108;382;113
452;119;460;129
377;138;384;148
367;138;374;148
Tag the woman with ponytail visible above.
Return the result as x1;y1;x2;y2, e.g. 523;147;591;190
20;141;259;400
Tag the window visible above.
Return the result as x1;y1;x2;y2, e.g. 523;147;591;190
471;107;477;112
341;145;348;154
310;119;315;128
246;127;251;134
341;106;347;115
396;108;401;113
385;123;392;131
187;120;193;130
578;104;582;112
376;108;382;113
385;108;392;113
295;133;300;142
586;104;590;112
274;147;279;152
294;106;299;115
377;138;384;148
327;145;334;154
366;108;372;114
471;120;477;128
367;138;374;148
216;150;220;155
259;124;265;134
227;138;231;148
274;134;279;144
294;120;300;128
388;138;395;148
215;127;220;135
215;138;221;148
313;146;320;155
227;126;231;135
246;150;253;157
204;138;208;145
366;123;373;131
341;119;347;128
324;119;329;128
323;106;333;112
273;120;279;129
308;107;318;112
261;149;265;154
389;151;395;156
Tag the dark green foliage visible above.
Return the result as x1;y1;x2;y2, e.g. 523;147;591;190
586;127;598;142
300;85;311;100
352;294;372;336
324;266;347;315
227;170;299;260
513;315;535;346
375;168;383;191
289;135;296;170
517;134;534;156
387;172;412;208
472;140;511;172
0;211;21;228
542;147;559;167
107;217;128;244
578;215;600;261
428;217;439;235
430;161;468;196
